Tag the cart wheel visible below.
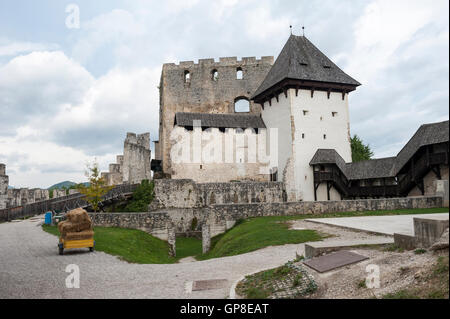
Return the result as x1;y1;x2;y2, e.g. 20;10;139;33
89;247;94;252
59;247;64;255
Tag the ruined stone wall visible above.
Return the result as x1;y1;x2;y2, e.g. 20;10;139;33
149;178;285;210
102;134;151;186
91;196;443;240
159;56;274;177
6;187;50;208
123;133;151;184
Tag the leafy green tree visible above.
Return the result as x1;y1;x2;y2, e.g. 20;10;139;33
77;161;113;212
351;134;374;162
122;180;155;212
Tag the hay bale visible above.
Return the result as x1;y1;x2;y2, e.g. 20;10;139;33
66;208;91;224
58;221;92;234
63;230;94;241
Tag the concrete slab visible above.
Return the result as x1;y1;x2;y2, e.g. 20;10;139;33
304;238;394;258
303;251;369;273
305;213;449;236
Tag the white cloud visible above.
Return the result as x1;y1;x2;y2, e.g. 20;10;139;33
244;5;290;41
0;40;59;57
0;50;160;188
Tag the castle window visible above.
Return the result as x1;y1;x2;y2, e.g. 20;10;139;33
303;110;309;116
184;70;190;83
323;134;327;140
332;112;338;117
302;133;305;139
234;97;250;113
236;67;243;80
211;69;218;81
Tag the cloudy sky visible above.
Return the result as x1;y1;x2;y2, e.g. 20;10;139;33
0;0;448;188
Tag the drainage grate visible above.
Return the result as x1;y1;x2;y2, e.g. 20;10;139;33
192;279;228;291
303;251;369;273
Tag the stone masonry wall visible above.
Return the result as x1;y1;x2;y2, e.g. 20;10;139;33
159;56;274;177
91;196;443;240
149;178;285;209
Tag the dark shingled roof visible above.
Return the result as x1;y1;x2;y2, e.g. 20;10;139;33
174;112;266;129
346;157;397;180
309;149;347;174
394;120;449;174
310;120;449;180
252;35;360;99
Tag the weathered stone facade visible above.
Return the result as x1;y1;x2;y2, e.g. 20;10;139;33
157;56;274;180
102;132;152;186
149;179;285;210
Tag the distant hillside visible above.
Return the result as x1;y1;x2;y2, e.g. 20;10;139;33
48;181;89;190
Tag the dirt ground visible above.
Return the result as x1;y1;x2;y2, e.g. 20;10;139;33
289;220;449;299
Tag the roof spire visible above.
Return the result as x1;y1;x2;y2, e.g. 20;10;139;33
290;25;292;35
302;26;305;36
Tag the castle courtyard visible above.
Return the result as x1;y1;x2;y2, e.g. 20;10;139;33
0;211;447;299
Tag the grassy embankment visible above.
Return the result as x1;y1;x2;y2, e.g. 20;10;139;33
43;207;448;264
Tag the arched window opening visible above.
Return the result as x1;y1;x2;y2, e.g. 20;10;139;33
211;69;219;81
234;97;250;113
184;70;190;83
236;67;243;80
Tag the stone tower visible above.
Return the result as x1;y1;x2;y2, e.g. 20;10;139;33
156;56;274;177
0;164;9;210
252;35;360;201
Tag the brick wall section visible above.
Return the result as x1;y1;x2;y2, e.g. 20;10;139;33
89;196;443;240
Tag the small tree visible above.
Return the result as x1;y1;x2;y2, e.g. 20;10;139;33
351;134;374;162
77;161;113;212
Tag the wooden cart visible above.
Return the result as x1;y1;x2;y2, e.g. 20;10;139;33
58;237;95;255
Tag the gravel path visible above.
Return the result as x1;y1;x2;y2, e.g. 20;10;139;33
0;216;303;299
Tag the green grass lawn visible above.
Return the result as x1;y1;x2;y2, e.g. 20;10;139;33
42;207;448;264
196;218;323;260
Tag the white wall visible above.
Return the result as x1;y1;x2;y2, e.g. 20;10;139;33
260;92;293;184
262;88;352;201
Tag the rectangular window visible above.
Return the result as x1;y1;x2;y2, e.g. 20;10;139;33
303;110;309;116
332;112;338;117
302;133;305;139
323;134;327;140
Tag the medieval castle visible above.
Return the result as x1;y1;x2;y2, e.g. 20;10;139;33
151;35;449;202
1;35;448;211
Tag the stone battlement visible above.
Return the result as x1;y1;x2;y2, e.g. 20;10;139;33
125;132;150;150
163;56;274;69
